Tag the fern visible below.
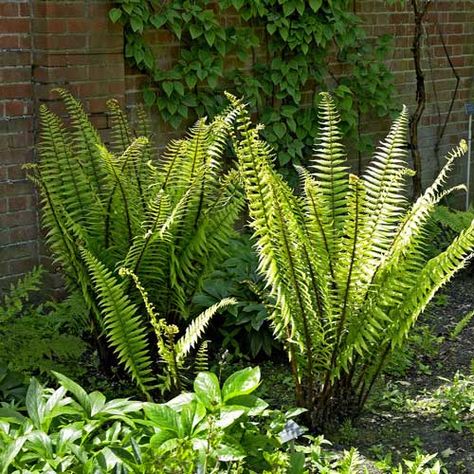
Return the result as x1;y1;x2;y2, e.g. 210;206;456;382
32;90;243;395
230;91;474;427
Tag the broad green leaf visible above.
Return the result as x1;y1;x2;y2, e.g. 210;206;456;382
25;378;44;429
89;391;106;417
0;436;27;474
144;404;180;433
109;8;122;23
309;0;323;12
215;406;245;429
166;393;196;411
180;401;206;435
222;367;260;402
150;429;176;449
194;372;221;410
53;371;92;417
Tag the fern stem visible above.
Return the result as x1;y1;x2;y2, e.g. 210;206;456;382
329;180;361;372
273;194;315;401
306;188;335;280
357;343;391;409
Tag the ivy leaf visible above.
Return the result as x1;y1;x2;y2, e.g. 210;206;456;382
185;75;197;89
150;14;167;29
282;2;295;16
189;24;202;39
273;122;286;139
174;82;185;96
296;0;305;15
266;23;277;35
108;8;122;23
309;0;323;12
204;30;215;46
130;16;143;33
162;81;174;97
143;88;156;106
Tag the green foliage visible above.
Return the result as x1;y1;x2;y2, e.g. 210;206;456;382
0;267;43;320
429;205;474;254
449;309;474;340
385;324;443;377
0;269;88;381
230;91;474;427
0;368;304;473
109;0;396;172
194;234;280;358
29;90;243;396
433;373;474;433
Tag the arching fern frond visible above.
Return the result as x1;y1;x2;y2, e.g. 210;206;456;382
175;297;237;362
81;249;154;398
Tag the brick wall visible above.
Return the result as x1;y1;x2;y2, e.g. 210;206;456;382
358;0;474;191
1;0;474;289
0;0;37;291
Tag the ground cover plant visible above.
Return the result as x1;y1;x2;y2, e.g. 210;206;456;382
28;90;243;397
0;268;88;381
231;91;474;429
0;368;443;473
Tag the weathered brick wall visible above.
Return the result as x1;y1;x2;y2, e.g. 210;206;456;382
0;0;38;291
358;0;474;192
1;0;474;287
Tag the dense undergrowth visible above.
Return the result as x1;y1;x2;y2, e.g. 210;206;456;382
1;89;474;472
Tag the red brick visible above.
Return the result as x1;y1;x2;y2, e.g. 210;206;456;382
10;226;37;243
4;100;28;117
0;35;19;49
8;195;31;212
33;18;68;34
36;2;85;19
0;4;19;17
0;84;32;99
9;257;38;275
1;19;30;34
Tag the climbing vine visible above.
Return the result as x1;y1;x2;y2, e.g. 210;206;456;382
109;0;396;174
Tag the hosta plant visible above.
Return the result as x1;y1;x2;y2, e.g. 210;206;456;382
230;91;474;428
28;90;243;396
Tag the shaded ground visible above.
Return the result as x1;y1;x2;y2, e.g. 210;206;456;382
256;272;474;472
341;271;474;473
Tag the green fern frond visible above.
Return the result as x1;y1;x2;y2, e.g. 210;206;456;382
81;249;154;397
194;341;209;374
107;98;133;154
310;92;349;258
176;297;237;362
53;89;106;195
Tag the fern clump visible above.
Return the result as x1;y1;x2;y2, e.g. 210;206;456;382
30;90;242;396
230;91;474;428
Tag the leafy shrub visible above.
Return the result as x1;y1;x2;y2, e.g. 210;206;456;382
230;91;474;428
0;269;88;381
29;90;243;396
194;234;280;358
